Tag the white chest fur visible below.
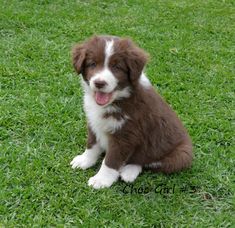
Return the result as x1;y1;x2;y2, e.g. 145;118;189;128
84;92;126;151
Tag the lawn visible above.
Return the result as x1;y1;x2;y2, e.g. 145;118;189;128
0;0;234;227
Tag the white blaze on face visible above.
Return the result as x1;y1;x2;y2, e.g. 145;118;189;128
90;40;118;106
104;40;114;67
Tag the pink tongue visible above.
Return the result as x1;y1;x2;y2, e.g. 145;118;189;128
95;92;112;105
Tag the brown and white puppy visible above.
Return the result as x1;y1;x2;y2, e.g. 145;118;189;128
70;35;193;189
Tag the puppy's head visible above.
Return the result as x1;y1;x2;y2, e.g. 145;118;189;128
72;35;148;106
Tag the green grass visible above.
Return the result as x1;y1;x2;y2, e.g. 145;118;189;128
0;0;234;227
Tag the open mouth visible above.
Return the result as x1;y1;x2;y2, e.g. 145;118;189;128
94;91;113;106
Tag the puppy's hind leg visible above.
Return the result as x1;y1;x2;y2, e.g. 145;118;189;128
120;164;142;183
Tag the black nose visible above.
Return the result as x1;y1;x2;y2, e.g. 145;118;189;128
94;80;107;89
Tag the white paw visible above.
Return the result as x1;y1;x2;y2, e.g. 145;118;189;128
120;164;142;183
70;153;95;170
88;161;119;189
88;174;115;189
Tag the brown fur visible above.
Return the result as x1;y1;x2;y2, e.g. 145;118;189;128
86;126;97;149
72;35;193;174
106;86;193;173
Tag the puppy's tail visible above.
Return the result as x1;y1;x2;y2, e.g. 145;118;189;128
149;142;193;174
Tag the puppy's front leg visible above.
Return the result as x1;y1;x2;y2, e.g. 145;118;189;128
88;158;119;189
88;140;132;189
70;126;102;169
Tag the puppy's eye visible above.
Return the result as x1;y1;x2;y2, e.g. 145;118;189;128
111;64;121;71
86;62;96;68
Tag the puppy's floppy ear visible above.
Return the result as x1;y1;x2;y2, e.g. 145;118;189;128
72;44;86;75
121;39;149;82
